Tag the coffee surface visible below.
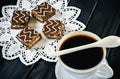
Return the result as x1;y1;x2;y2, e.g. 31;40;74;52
60;35;103;69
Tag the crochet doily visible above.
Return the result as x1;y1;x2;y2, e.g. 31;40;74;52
0;0;86;65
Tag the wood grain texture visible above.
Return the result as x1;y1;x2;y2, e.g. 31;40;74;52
0;0;120;79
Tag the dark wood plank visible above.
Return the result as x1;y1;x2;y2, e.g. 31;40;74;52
0;59;30;79
68;0;99;26
24;60;56;79
86;0;120;36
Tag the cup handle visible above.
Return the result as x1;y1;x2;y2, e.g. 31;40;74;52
95;61;113;78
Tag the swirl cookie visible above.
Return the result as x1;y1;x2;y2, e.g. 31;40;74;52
11;10;30;29
16;26;42;49
32;2;56;23
42;20;65;39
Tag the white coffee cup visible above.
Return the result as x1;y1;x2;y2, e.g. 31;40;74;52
55;31;113;79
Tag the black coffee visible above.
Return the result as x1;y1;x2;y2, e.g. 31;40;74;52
60;35;103;69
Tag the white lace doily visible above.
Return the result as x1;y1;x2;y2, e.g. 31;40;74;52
0;0;86;65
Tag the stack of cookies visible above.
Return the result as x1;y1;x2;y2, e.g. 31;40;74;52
11;2;65;49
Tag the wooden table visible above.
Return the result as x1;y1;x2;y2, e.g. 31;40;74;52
0;0;120;79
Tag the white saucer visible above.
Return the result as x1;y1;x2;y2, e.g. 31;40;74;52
55;62;107;79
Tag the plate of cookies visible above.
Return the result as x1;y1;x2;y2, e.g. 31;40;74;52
0;0;86;65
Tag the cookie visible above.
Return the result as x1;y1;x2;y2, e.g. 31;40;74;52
42;20;65;39
16;26;42;49
32;2;56;22
11;10;30;29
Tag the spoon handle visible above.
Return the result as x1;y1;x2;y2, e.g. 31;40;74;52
49;43;97;57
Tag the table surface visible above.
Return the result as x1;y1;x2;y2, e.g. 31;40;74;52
0;0;120;79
